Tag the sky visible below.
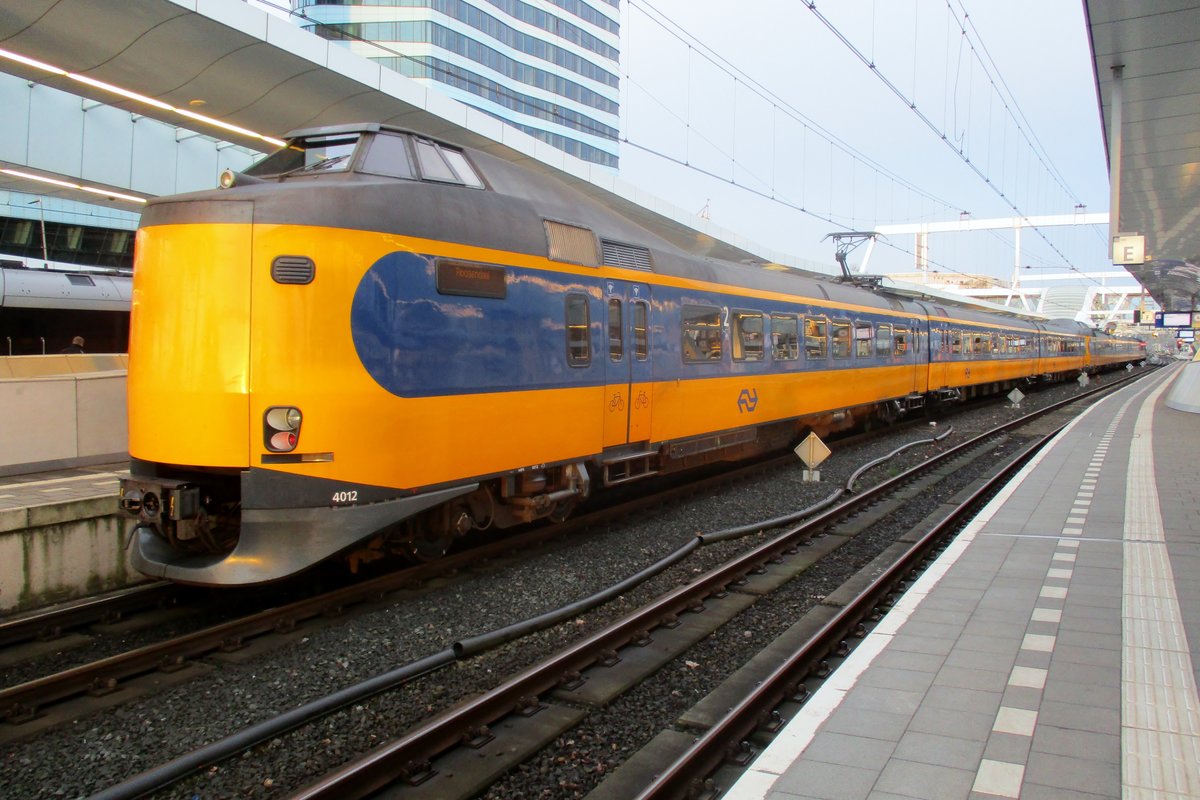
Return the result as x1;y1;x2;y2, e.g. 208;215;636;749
615;0;1117;286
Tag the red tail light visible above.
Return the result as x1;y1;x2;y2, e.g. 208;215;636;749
264;406;302;452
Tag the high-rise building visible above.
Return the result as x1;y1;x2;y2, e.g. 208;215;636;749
292;0;621;168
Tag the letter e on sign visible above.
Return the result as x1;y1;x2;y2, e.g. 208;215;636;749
1111;235;1145;265
795;432;831;469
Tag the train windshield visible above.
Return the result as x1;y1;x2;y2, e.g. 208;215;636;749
245;133;361;177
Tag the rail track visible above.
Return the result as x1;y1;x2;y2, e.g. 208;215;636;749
68;367;1155;800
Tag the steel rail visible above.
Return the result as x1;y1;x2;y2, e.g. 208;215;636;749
0;582;184;649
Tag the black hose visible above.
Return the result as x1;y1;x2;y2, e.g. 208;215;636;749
701;426;954;545
85;650;456;800
454;536;701;657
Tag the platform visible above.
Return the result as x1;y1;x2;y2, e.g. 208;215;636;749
727;363;1200;800
0;463;132;613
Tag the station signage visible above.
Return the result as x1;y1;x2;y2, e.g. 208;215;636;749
1154;311;1193;328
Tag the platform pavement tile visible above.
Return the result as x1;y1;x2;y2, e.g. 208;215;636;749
892;729;985;770
1055;629;1122;652
870;648;945;675
1059;601;1119;621
897;620;966;641
981;730;1034;765
1036;700;1120;736
906;608;972;627
955;633;1023;657
961;619;1030;640
1012;650;1053;671
942;647;1015;673
931;664;1012;693
1043;676;1120;709
821;707;913;743
1024;751;1119;797
1016;783;1116;800
908;705;996;742
770;758;878;800
798;731;897;771
1045;660;1119;688
887;632;957;657
1030;724;1119;762
999;685;1044;711
858;666;937;694
1055;613;1122;637
874;758;976;799
842;685;926;717
923;685;1005;716
1060;588;1123;611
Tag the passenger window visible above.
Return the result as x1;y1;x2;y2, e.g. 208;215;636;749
804;316;828;359
893;325;909;357
608;299;623;361
771;315;799;361
854;322;873;357
875;323;892;357
566;294;590;367
732;311;764;362
682;305;723;363
632;301;649;360
831;319;852;358
950;331;962;354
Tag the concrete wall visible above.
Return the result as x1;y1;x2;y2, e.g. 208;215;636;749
0;497;137;613
0;357;127;474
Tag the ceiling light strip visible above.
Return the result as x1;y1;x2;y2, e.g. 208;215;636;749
0;47;286;148
2;167;148;204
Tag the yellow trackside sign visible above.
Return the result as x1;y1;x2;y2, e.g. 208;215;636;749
795;432;831;469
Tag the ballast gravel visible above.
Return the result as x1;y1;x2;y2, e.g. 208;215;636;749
0;370;1144;799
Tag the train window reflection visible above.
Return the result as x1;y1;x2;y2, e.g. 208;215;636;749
732;310;764;362
771;315;799;361
875;323;892;357
832;319;852;358
804;316;828;360
682;305;723;363
633;301;649;360
854;322;872;357
416;139;458;182
566;294;591;367
608;298;623;361
894;326;909;356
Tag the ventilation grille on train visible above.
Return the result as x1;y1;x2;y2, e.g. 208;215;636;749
544;220;599;267
601;240;653;271
272;256;315;285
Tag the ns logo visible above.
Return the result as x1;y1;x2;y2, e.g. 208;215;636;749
737;388;759;413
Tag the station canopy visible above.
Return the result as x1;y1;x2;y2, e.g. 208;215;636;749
1086;1;1200;312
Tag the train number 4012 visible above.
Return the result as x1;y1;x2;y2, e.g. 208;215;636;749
332;490;359;504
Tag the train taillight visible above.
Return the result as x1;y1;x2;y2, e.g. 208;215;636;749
264;406;302;452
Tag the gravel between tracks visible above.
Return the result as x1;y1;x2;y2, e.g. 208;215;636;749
0;370;1143;800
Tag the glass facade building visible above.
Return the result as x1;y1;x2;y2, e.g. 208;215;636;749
292;0;621;168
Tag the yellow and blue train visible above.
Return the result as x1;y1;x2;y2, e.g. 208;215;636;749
117;123;1144;585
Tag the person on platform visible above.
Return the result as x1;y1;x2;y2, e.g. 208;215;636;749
60;336;85;354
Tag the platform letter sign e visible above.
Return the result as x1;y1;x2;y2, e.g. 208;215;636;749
1111;234;1145;265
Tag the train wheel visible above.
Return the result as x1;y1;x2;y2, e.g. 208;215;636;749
407;527;453;562
548;499;576;523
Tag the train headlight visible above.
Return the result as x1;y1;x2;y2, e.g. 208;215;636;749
264;406;302;452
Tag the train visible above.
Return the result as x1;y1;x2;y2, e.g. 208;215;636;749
116;123;1145;586
0;257;131;355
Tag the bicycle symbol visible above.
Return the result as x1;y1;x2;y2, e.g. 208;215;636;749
609;393;625;411
634;391;649;410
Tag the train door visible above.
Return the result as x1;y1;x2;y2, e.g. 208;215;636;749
602;280;653;447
